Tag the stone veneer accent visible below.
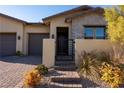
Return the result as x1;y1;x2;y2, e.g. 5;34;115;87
71;14;107;39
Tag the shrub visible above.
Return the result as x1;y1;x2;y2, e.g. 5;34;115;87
23;69;41;88
95;51;112;63
35;64;48;75
91;48;124;66
77;51;100;77
100;63;123;88
16;51;24;56
111;46;124;65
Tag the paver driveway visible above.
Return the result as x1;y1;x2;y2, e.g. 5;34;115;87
0;56;41;88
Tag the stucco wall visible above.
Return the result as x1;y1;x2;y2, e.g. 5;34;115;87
75;39;113;65
72;14;107;39
48;14;107;40
0;16;24;53
45;11;84;40
49;16;71;39
0;16;50;55
23;24;49;55
42;39;55;67
45;10;86;39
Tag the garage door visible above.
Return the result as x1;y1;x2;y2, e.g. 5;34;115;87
28;33;49;56
0;33;16;57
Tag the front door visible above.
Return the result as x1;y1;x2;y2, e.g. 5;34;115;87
56;27;69;55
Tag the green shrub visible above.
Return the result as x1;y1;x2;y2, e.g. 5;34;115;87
77;51;100;77
16;51;24;56
35;64;48;75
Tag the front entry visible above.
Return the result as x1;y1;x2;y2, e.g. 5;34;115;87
56;27;69;56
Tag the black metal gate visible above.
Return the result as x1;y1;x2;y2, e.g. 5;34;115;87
55;39;75;61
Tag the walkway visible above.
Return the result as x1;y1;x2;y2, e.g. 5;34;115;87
48;70;82;88
44;61;82;88
0;56;41;88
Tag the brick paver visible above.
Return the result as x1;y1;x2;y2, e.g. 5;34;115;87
0;56;41;88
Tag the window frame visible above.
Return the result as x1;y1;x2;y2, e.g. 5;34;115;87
84;26;106;39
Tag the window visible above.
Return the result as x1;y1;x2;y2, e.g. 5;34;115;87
96;27;105;39
84;27;94;39
84;26;106;39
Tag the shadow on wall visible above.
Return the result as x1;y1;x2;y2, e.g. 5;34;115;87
0;56;42;65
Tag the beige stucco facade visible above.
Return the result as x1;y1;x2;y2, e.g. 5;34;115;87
44;10;87;40
0;6;112;67
71;14;107;39
44;13;106;40
4;12;107;56
49;16;71;39
23;24;49;55
0;15;49;55
42;39;55;67
0;15;24;53
75;39;113;65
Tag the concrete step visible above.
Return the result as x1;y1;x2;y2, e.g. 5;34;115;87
49;82;82;88
56;56;73;61
54;65;77;71
51;77;82;84
48;69;82;88
55;61;75;66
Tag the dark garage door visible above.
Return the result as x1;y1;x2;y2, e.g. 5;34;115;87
0;33;16;57
28;33;49;56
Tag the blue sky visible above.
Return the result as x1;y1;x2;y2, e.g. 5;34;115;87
0;5;110;22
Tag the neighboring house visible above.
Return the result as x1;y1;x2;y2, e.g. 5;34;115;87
0;6;112;66
0;13;49;57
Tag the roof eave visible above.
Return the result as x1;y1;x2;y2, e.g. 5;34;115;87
65;7;104;23
0;13;27;24
42;5;93;21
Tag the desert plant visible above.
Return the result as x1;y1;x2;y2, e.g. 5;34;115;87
94;48;124;66
35;64;48;75
111;46;124;65
77;51;100;77
100;63;123;88
95;51;112;63
16;51;24;56
23;69;41;88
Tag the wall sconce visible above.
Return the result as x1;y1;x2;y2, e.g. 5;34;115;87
52;34;54;39
18;36;21;40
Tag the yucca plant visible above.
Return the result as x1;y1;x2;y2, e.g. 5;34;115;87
77;51;100;78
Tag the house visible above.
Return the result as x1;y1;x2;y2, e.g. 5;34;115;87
0;6;112;67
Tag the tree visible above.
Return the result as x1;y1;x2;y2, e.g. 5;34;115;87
104;6;124;64
104;5;124;45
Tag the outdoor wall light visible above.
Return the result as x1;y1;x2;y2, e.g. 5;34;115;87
18;36;21;40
